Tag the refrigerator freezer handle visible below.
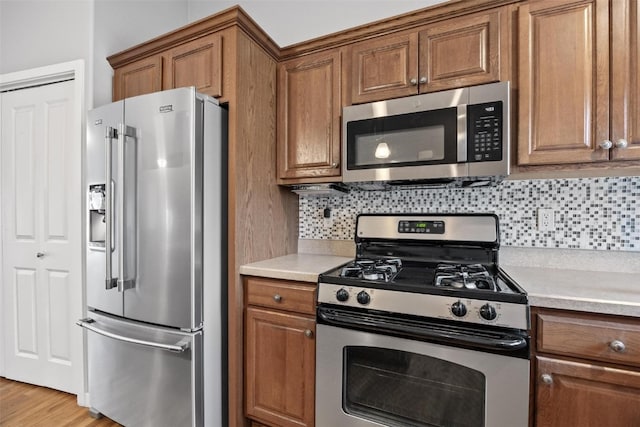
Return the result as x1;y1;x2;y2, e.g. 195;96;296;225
76;318;191;353
104;127;117;290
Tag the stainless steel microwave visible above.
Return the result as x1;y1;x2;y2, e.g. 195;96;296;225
342;81;510;189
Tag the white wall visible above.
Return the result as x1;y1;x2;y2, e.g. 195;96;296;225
187;0;443;47
0;1;92;74
1;0;444;105
92;0;188;107
0;0;189;108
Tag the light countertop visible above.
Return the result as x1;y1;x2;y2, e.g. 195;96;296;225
239;254;352;283
240;248;640;318
503;265;640;317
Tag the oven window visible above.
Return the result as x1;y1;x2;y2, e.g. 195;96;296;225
343;346;485;427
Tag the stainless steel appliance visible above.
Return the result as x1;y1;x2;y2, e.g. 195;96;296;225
316;213;530;427
342;81;510;189
78;87;226;427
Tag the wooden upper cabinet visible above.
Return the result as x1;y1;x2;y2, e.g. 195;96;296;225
419;10;501;93
610;0;640;161
113;55;163;101
518;0;640;165
348;8;505;104
349;32;419;103
164;34;223;98
277;50;341;182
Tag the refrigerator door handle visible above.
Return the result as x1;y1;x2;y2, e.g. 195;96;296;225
104;127;117;290
76;318;191;353
117;124;136;292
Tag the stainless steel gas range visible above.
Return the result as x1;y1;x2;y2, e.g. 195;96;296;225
315;213;530;427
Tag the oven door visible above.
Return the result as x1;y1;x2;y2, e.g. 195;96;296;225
316;323;529;427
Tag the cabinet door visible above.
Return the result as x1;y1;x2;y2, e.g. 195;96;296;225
610;0;640;161
349;32;419;103
518;0;610;165
535;356;640;427
165;34;222;98
277;50;341;181
245;307;315;427
418;10;502;93
113;55;163;101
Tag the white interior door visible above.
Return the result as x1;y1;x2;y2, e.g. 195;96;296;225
1;78;82;394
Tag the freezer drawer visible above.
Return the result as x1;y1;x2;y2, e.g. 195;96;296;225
79;312;203;427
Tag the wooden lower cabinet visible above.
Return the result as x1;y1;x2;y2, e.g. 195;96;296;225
245;277;316;427
535;356;640;427
533;308;640;427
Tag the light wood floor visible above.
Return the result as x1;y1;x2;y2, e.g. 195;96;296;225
0;377;121;426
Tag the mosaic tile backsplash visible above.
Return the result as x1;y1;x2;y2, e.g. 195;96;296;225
298;177;640;251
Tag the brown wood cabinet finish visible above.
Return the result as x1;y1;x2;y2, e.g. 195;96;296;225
277;50;341;182
245;278;316;427
537;311;640;368
535;356;640;427
518;0;640;166
610;0;640;161
164;34;223;98
347;8;506;104
112;55;163;101
533;308;640;427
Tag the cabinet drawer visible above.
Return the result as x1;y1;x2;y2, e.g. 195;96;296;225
537;311;640;368
245;277;316;315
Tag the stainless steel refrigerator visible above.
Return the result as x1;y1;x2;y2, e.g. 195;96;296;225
77;87;226;427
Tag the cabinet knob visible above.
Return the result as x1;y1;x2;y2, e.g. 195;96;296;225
615;139;629;149
419;76;427;84
273;294;282;303
36;252;45;258
410;78;418;86
610;340;626;353
331;162;339;168
599;140;613;150
304;329;313;338
541;374;553;385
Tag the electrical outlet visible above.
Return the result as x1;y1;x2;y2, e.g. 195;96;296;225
537;208;555;231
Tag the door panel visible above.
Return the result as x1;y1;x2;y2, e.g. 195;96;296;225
47;270;71;363
15;269;37;355
1;79;80;393
13;107;36;238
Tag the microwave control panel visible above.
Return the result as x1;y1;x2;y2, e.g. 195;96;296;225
467;101;503;162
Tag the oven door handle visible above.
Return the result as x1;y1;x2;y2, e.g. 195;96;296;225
318;306;528;352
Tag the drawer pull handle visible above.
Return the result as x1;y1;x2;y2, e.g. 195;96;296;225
273;294;282;303
304;329;314;338
541;374;553;385
610;340;626;353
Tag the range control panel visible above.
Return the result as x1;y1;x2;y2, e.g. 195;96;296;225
317;283;529;330
398;220;445;234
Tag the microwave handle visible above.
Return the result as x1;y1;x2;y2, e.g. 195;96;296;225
457;104;467;162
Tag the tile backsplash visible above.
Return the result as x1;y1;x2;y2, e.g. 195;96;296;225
298;176;640;251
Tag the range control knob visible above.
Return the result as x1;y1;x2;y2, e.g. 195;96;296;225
451;301;467;317
357;291;371;305
479;304;497;321
336;288;349;302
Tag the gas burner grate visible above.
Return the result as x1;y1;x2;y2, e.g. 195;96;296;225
340;258;402;282
433;263;496;291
